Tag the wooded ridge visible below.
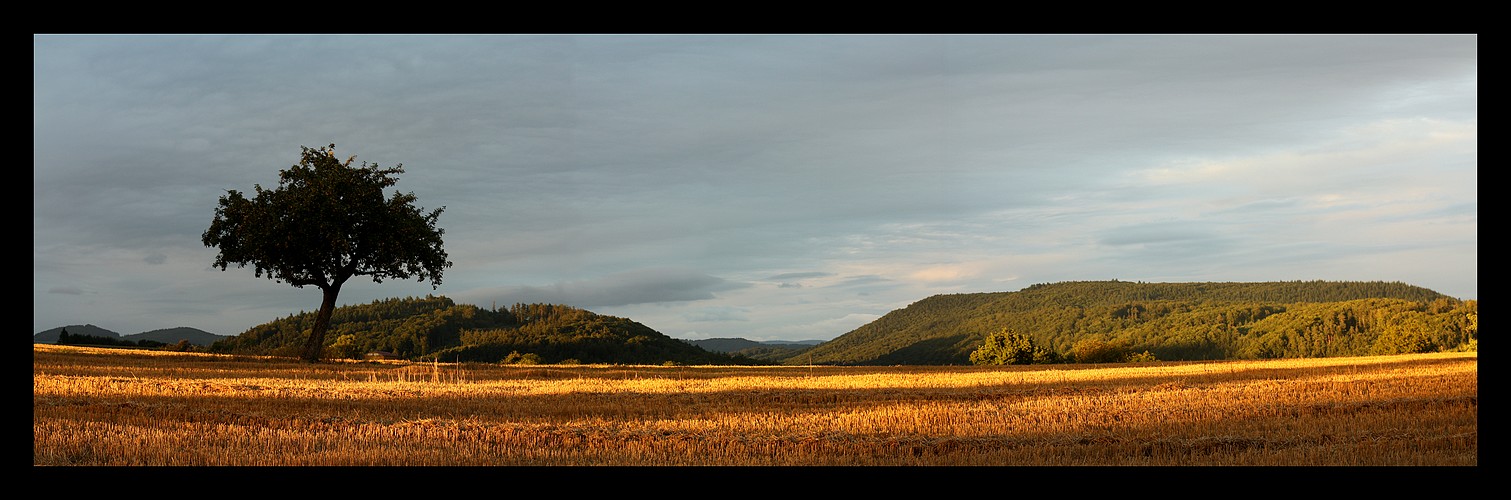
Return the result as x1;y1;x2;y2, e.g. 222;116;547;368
795;280;1475;365
207;296;759;365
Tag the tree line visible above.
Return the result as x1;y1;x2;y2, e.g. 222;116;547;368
55;329;197;352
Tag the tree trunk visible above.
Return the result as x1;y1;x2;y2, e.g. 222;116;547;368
301;284;343;362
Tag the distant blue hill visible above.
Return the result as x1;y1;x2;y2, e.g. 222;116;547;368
35;325;228;346
686;337;824;353
684;337;826;363
33;324;121;343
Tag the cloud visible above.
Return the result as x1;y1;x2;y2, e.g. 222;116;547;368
1215;198;1303;215
909;264;982;283
777;313;883;340
683;306;750;322
829;275;900;290
1097;223;1214;247
32;35;1477;339
461;268;749;308
767;272;833;281
1127;117;1475;201
767;271;835;289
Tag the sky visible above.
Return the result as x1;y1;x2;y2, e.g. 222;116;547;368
34;34;1477;342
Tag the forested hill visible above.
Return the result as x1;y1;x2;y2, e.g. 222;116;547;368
792;280;1476;366
211;296;758;365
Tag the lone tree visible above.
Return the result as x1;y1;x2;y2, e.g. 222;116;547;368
203;144;451;362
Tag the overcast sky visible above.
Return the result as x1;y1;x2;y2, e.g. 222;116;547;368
34;34;1477;341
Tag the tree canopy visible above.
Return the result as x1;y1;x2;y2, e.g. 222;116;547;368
203;144;451;362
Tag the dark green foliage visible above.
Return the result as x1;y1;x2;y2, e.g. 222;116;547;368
501;351;544;365
874;335;980;365
203;145;451;362
210;295;489;359
210;297;761;366
791;280;1474;366
431;303;761;365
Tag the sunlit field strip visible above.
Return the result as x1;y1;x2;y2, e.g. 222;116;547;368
34;345;1476;466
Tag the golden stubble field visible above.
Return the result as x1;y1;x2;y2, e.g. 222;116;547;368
33;344;1476;466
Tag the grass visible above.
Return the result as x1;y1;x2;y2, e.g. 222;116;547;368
33;344;1476;466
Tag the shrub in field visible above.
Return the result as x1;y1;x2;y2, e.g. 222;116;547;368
330;334;362;359
1071;338;1130;363
502;351;543;365
1455;339;1477;352
970;329;1054;365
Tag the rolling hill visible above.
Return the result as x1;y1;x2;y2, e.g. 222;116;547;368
686;338;825;363
128;327;228;346
34;325;229;346
33;280;1475;366
789;280;1475;366
211;296;761;365
34;324;123;343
